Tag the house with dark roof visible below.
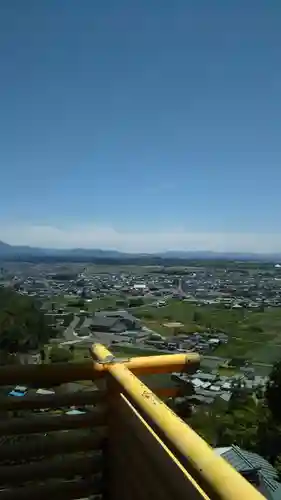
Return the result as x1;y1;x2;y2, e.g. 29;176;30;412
90;310;141;333
96;310;141;325
215;445;281;499
90;316;128;333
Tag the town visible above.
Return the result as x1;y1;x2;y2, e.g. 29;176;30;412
2;260;281;381
2;259;281;499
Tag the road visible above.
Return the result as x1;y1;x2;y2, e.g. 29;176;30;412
63;315;81;341
177;279;187;297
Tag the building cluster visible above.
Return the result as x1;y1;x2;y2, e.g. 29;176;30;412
172;369;268;406
2;261;281;309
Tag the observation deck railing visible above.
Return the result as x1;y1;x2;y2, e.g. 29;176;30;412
0;345;264;500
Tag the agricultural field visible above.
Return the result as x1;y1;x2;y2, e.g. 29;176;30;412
135;300;281;364
45;291;281;364
47;294;154;315
85;296;120;312
58;295;119;312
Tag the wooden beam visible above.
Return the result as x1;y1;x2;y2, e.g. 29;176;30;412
0;453;103;486
0;361;102;386
0;390;104;411
0;430;105;462
0;475;102;500
0;409;105;436
0;387;176;412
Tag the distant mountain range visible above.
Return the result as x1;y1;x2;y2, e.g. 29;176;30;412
0;240;280;262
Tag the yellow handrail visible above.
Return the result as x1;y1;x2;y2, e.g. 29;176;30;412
92;349;200;374
92;343;264;500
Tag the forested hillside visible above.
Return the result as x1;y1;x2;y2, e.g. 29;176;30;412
0;287;55;354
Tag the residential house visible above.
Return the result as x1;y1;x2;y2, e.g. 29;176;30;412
215;445;281;499
90;316;128;334
93;310;141;332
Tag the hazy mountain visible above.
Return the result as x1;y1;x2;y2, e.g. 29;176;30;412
0;240;280;262
0;240;45;255
0;241;11;251
158;250;280;261
0;241;127;259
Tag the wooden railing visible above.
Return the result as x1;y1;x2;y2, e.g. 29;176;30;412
0;346;265;500
0;377;105;499
92;344;265;500
0;347;199;500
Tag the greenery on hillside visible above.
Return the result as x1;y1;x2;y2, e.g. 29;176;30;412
49;345;73;363
0;287;56;354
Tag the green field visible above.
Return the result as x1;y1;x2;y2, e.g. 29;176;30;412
135;300;281;364
47;294;154;315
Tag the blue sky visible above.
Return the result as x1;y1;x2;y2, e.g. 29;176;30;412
1;0;281;252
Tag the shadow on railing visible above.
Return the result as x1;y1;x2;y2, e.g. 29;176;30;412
0;345;264;500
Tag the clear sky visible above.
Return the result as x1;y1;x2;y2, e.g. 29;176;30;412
0;0;281;252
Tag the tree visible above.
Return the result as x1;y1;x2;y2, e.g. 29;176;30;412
116;299;127;307
170;380;196;416
247;324;263;333
174;358;281;468
273;454;281;480
0;288;56;355
228;380;250;411
187;393;262;450
229;357;246;368
265;360;281;421
256;411;281;464
49;346;72;363
217;401;260;451
72;299;85;309
169;397;193;419
129;298;144;307
40;349;46;363
193;311;202;323
188;398;228;446
135;310;153;320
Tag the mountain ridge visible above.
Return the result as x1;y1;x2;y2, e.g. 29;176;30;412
0;240;280;262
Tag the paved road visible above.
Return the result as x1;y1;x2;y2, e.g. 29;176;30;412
177;279;187;297
63;315;81;341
